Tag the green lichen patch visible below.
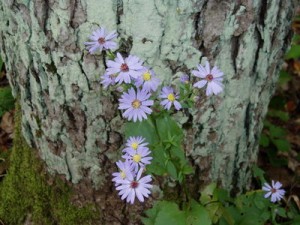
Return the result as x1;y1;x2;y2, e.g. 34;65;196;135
0;103;100;225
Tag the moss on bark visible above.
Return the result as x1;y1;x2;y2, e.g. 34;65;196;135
0;102;100;225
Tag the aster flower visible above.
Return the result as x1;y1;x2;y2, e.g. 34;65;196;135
123;136;149;153
192;61;224;96
159;86;182;111
84;27;118;54
262;180;285;203
180;74;189;84
115;168;152;204
112;160;135;186
100;73;117;89
118;88;153;122
135;67;160;92
122;147;152;172
106;53;144;84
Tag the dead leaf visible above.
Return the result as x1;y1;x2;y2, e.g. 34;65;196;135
288;195;300;211
0;110;14;138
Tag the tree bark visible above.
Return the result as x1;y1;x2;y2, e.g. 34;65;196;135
0;0;294;213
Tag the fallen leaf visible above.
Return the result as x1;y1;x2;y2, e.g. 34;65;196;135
0;110;14;138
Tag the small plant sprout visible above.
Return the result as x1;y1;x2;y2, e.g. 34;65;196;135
192;61;224;96
159;86;182;110
115;168;152;204
106;53;144;84
262;180;285;203
118;88;154;122
84;27;118;54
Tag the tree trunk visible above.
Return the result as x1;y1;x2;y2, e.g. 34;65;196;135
0;0;294;218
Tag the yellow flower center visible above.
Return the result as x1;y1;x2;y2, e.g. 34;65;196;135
133;154;141;163
143;71;151;81
167;93;175;102
131;142;139;150
120;170;126;179
132;99;141;109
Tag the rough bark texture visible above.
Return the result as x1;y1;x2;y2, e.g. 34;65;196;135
0;0;294;220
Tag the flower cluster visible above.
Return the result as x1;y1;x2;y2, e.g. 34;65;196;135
84;27;226;205
112;136;153;204
84;27;225;123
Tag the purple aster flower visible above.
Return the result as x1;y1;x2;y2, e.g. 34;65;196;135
135;67;160;92
112;160;135;186
100;73;117;89
118;88;153;122
159;86;182;111
115;168;152;204
180;74;189;84
122;147;152;172
106;53;144;84
84;27;118;54
262;180;285;203
123;136;149;153
192;61;224;96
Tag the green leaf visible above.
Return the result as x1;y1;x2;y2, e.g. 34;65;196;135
200;183;217;205
0;86;15;117
124;118;159;145
186;200;212;225
147;144;168;176
252;165;266;184
269;125;287;138
285;45;300;59
278;70;292;85
267;109;289;122
182;164;194;175
156;114;183;143
153;201;186;225
273;139;290;152
166;161;177;179
259;134;269;147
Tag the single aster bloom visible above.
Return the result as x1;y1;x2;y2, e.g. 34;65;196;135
100;73;117;89
118;88;154;122
84;27;118;54
135;67;160;92
115;168;152;204
180;74;189;84
122;147;152;172
123;136;149;153
112;160;135;186
106;53;144;84
192;61;224;96
262;180;285;203
159;86;182;111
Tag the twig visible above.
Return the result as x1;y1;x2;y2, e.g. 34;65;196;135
0;218;5;225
